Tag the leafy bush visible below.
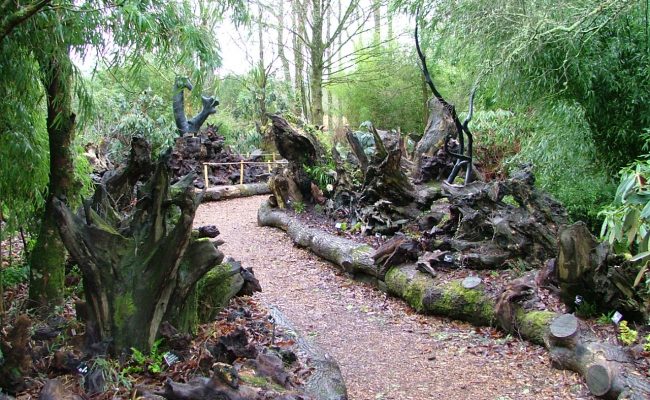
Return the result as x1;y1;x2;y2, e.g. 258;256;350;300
84;87;176;163
472;103;613;228
2;264;29;286
304;161;336;191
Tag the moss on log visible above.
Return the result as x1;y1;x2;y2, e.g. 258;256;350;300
260;205;650;399
201;183;270;202
258;202;376;278
197;262;245;323
385;264;495;326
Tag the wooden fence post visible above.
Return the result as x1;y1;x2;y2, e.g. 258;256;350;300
267;160;271;173
203;164;209;189
240;160;244;185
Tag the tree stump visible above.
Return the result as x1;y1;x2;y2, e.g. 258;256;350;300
54;159;224;352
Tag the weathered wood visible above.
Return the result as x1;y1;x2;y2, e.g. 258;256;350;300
412;97;457;182
445;165;568;269
586;363;613;397
270;307;348;400
345;128;369;174
201;183;270;202
549;314;579;342
173;77;218;135
373;235;419;279
461;276;482;289
101;136;153;209
38;379;83;400
258;202;376;278
359;126;415;207
54;158;224;352
556;222;646;319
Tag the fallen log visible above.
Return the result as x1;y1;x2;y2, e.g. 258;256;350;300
385;264;650;399
257;202;376;278
270;307;348;400
201;183;270;202
547;314;650;400
259;205;649;398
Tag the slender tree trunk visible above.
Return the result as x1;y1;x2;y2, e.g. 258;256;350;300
257;7;267;126
29;50;77;310
373;0;381;43
277;0;291;83
310;0;324;125
326;3;333;130
292;0;308;120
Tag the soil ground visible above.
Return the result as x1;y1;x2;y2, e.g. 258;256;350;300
195;196;594;400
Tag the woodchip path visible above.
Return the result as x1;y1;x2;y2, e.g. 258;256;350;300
195;195;593;400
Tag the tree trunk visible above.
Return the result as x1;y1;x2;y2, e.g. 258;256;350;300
29;51;76;310
53;159;222;352
258;202;376;278
276;0;291;83
309;0;324;126
373;0;381;43
202;183;270;202
310;51;324;126
292;0;308;120
257;7;268;127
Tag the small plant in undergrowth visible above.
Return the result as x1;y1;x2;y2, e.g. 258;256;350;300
292;201;306;214
575;300;599;318
304;160;336;192
349;222;363;234
644;334;650;351
618;320;638;346
2;263;29;286
505;259;530;277
125;339;165;374
87;357;132;392
596;311;616;325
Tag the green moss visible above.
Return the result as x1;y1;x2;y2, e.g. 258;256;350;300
239;374;285;391
515;310;555;345
385;267;409;297
114;293;136;329
351;245;373;264
197;263;235;322
404;274;431;311
239;185;252;196
425;281;494;325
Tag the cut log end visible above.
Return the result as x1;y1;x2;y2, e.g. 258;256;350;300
586;363;612;396
462;276;482;289
550;313;579;341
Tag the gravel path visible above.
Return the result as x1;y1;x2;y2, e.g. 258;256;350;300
195;196;593;400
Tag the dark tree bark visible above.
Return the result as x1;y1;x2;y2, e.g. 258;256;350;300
53;159;222;352
29;50;77;309
173;77;219;135
268;114;322;206
101;136;153;209
557;223;645;320
443;165;567;269
357;126;415;207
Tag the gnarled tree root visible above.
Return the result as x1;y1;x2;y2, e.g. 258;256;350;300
258;204;650;399
201;183;270;202
270;307;348;400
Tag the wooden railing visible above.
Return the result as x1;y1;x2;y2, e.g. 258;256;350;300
202;155;287;188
